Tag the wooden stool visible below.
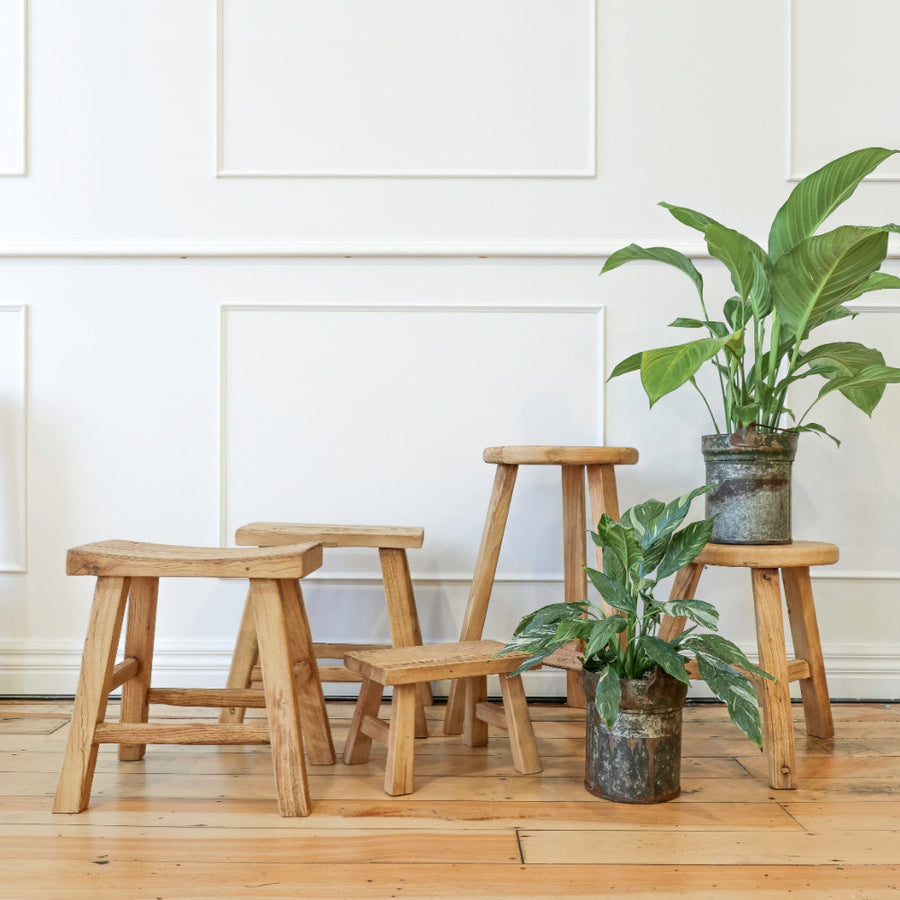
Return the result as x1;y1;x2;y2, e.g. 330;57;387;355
659;541;839;789
221;523;431;737
342;640;541;796
443;445;639;732
53;540;331;817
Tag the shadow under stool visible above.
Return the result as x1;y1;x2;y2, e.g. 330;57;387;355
220;523;431;737
53;540;330;817
659;540;839;789
443;444;639;732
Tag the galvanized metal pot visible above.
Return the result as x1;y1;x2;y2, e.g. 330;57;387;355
702;431;799;545
582;668;688;804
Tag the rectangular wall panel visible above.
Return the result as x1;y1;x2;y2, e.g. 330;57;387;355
0;306;27;571
221;304;604;580
0;0;25;175
217;0;595;176
791;0;900;179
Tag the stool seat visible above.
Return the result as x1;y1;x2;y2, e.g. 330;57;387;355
66;540;323;579
344;640;525;685
696;541;839;569
483;446;640;466
343;640;541;796
235;523;424;550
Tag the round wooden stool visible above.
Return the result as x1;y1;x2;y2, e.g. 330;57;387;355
660;540;839;789
53;540;331;817
443;445;639;733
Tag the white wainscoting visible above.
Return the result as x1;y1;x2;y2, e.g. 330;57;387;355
217;0;596;177
0;305;27;572
790;0;900;179
0;0;26;175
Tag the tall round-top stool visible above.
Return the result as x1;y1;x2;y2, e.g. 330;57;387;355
660;540;838;789
443;445;639;733
53;540;331;817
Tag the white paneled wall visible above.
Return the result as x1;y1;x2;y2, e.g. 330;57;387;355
0;1;898;698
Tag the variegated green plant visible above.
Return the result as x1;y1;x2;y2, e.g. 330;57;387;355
602;147;900;443
498;486;773;746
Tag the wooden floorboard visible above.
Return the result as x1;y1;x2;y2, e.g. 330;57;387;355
1;699;900;898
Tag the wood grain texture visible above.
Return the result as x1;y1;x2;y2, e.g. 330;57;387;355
66;540;323;579
696;541;839;569
17;700;900;898
482;446;639;466
235;523;424;549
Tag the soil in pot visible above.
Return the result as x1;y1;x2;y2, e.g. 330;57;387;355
582;668;688;804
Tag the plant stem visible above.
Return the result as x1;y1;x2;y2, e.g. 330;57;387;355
689;377;722;433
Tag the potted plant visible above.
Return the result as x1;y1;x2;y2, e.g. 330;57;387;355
498;486;772;804
601;147;900;544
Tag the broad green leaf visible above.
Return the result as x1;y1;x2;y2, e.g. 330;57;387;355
583;616;627;661
600;244;704;298
656;518;716;580
732;403;762;429
594;666;622;729
515;601;588;636
639;636;690;684
684;634;773;681
704;223;768;302
748;253;773;319
619;498;666;547
846;271;900;301
670;316;730;338
694;652;763;746
771;227;889;340
659;202;721;233
793;422;840;446
591;514;643;576
813;363;900;414
608;351;643;380
723;296;746;331
638;485;716;550
640;333;742;407
586;566;637;615
800;342;888;414
657;597;720;631
768;147;899;262
506;645;568;679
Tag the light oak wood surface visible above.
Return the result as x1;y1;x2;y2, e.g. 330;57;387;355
5;699;900;898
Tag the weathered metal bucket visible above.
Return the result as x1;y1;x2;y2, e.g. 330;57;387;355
702;431;799;545
583;669;688;804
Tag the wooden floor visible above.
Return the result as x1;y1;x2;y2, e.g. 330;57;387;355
1;698;899;899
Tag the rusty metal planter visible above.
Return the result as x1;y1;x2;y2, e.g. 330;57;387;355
702;431;799;545
583;669;688;804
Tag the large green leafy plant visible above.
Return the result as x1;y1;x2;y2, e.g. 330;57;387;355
499;486;772;745
602;147;900;443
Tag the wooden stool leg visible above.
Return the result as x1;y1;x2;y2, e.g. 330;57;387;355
498;674;542;774
562;465;588;708
385;683;417;796
586;463;622;527
250;578;312;816
278;578;335;766
445;463;518;734
783;566;835;739
118;577;159;761
463;675;489;748
219;591;258;724
380;547;429;738
342;677;383;764
658;562;705;642
751;568;796;790
53;576;131;814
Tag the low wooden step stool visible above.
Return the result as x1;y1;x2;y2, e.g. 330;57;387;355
342;640;541;796
221;523;431;737
444;444;639;731
659;540;839;789
53;540;331;817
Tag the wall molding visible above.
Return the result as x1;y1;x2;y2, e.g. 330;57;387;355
4;639;898;699
215;0;596;179
218;301;606;555
0;0;26;177
0;304;27;572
